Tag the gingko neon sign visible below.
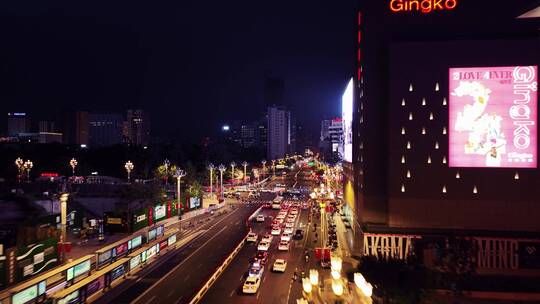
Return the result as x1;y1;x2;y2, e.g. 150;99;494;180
390;0;457;13
449;66;538;168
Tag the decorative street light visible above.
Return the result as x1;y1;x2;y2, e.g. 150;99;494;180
15;157;24;182
164;159;170;184
59;193;69;261
218;164;226;200
207;163;216;198
174;168;186;216
271;159;276;176
23;160;33;182
70;158;78;175
261;160;267;176
125;161;134;183
242;161;248;184
230;162;236;184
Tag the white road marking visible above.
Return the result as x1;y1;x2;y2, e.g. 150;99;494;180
167;290;174;298
183;274;190;282
144;295;156;304
229;288;236;297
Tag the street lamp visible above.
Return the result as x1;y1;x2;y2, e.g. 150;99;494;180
207;163;216;198
261;160;267;176
125;161;134;183
15;157;24;182
271;160;276;176
70;158;78;175
59;193;69;261
242;161;248;184
218;164;226;200
23;160;33;182
164;159;170;184
174;169;186;215
230;162;236;184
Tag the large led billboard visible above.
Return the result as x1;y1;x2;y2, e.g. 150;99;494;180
449;66;537;168
342;78;354;162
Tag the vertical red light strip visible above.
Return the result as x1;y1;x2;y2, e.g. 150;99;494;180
357;10;362;82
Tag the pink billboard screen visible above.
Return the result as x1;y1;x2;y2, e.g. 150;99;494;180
449;66;538;168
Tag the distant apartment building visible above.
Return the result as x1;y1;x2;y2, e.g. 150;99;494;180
267;106;290;160
319;118;343;161
63;111;89;146
126;109;150;146
7;112;30;136
240;122;256;148
89;113;124;146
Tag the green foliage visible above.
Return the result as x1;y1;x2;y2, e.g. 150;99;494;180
187;180;202;198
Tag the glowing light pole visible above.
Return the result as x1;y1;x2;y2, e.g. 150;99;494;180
125;161;134;183
271;160;276;176
59;193;69;261
163;158;170;184
15;157;24;182
70;158;78;175
261;160;267;176
23;160;33;182
230;162;236;184
207;163;215;198
242;161;248;184
174;169;186;215
218;164;226;200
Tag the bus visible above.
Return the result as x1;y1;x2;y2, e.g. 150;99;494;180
272;196;284;209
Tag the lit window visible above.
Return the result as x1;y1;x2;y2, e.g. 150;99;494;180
435;142;439;149
406;170;411;178
514;172;519;180
442;185;446;193
360;102;364;110
442;156;447;164
409;84;413;92
422;98;426;106
473;186;478;194
442;97;447;106
360;169;363;175
442;127;447;135
401;98;406;106
421;127;426;135
401;155;405;164
427;156;431;164
429;112;434;120
409;113;413;121
435;82;440;91
406;141;411;149
360;156;363;162
401;184;405;192
401;127;405;135
360;142;364;149
456;171;460;179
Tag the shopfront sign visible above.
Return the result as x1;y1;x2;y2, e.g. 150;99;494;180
474;237;540;270
390;0;457;13
363;233;421;260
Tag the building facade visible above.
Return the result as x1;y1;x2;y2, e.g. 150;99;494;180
7;112;30;136
267;106;290;160
63;111;89;146
89;113;124;146
126;110;150;146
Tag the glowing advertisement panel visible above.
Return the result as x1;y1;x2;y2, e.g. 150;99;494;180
341;78;354;162
449;66;537;168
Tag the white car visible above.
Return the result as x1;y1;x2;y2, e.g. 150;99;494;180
285;222;294;228
273;259;287;272
243;276;261;294
276;214;285;220
290;209;298;215
284;227;294;234
258;241;270;251
285;218;295;224
278;240;289;251
271;227;281;235
281;233;291;242
287;214;296;220
256;215;265;222
246;232;258;242
261;234;273;243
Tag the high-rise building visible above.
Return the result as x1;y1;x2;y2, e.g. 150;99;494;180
267;106;290;160
38;121;56;133
289;116;297;155
319;118;343;161
240;122;256;148
255;115;268;149
63;111;89;146
89;113;124;146
320;119;331;141
7;112;30;136
126;110;150;146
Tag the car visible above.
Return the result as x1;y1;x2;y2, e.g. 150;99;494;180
294;229;304;240
285;218;295;224
285;222;294;228
276;214;286;220
271;227;281;235
273;259;287;272
256;215;265;222
288;214;296;219
281;233;291;242
243;276;261;294
246;232;258;242
248;262;264;277
254;251;269;264
258;241;270;251
278;240;289;251
320;258;331;269
284;227;294;234
290;209;298;215
261;234;273;243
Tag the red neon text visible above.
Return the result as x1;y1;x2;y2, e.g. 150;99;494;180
390;0;457;13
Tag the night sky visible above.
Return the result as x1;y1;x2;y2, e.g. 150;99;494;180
0;0;357;139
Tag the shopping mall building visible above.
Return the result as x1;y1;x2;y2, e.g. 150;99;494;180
342;0;540;273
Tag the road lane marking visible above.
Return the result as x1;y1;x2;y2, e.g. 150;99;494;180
239;274;244;281
131;210;238;304
183;274;190;282
144;296;156;304
167;290;174;298
256;291;261;300
229;288;236;297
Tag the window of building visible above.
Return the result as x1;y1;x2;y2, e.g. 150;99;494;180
401;155;405;164
473;186;478;194
401;127;405;135
421;127;426;135
409;113;413;121
406;170;411;178
443;97;447;106
406;141;411;149
435;141;439;149
442;185;447;193
429;112;434;120
409;84;413;92
422;98;426;106
514;172;519;180
401;98;406;106
401;184;405;192
456;171;460;179
427;156;432;164
435;82;440;91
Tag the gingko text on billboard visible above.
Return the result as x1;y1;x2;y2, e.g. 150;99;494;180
449;66;538;168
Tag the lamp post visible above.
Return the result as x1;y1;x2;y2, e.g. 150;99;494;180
15;157;24;182
242;161;248;184
218;164;226;200
271;160;276;176
70;158;78;176
23;160;33;182
164;159;170;184
207;163;215;198
230;162;236;184
59;193;69;261
125;161;134;183
261;160;267;176
174;169;186;216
